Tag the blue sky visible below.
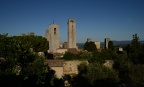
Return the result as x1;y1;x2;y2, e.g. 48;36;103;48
0;0;144;43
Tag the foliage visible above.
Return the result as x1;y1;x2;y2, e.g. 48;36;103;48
63;51;92;60
20;54;48;85
77;62;88;76
63;52;76;60
1;33;144;87
83;41;97;52
128;64;144;87
90;49;118;64
72;62;119;87
108;41;115;51
0;34;57;87
116;61;144;87
125;34;144;64
12;35;49;52
86;63;119;86
0;34;19;75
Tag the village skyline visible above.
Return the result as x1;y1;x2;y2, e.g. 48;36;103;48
0;0;144;43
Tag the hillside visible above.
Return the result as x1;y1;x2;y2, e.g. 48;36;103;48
77;40;144;49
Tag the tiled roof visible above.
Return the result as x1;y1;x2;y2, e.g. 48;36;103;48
67;48;79;54
45;59;64;67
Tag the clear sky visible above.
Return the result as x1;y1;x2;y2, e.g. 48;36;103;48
0;0;144;43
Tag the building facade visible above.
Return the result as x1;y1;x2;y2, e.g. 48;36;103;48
68;18;76;48
94;41;100;49
45;24;60;52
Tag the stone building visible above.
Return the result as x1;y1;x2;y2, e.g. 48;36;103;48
105;38;110;49
45;24;60;53
45;60;64;78
86;38;101;50
87;38;92;42
45;59;114;79
68;18;76;48
45;60;88;79
20;33;26;36
63;42;68;49
94;41;100;49
28;32;35;36
63;60;88;75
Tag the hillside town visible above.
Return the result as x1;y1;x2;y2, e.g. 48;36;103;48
0;18;144;87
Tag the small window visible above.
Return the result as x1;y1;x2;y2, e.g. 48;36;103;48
54;28;56;34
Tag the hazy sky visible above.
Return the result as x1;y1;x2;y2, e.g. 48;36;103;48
0;0;144;43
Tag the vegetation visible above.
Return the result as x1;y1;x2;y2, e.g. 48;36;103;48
83;41;97;52
0;33;144;87
12;35;49;52
63;33;144;87
0;34;62;87
108;41;115;51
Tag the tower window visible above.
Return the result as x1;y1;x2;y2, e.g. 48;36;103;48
54;28;56;34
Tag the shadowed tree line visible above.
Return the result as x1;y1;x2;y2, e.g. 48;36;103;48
0;34;63;87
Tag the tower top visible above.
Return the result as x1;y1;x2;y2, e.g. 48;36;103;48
68;18;76;22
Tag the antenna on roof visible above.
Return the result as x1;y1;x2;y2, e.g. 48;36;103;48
53;20;55;24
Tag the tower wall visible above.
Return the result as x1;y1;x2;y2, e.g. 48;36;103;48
45;24;60;52
94;41;100;49
68;19;76;48
105;38;110;49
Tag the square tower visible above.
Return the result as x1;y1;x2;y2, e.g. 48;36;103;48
68;18;76;48
45;24;60;52
105;38;110;49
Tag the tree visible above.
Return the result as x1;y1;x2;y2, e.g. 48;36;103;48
131;34;140;49
0;34;50;86
20;54;48;86
12;35;49;52
83;41;97;52
128;64;144;87
129;34;142;64
71;62;90;87
108;41;115;51
0;34;19;75
85;62;119;87
63;52;75;60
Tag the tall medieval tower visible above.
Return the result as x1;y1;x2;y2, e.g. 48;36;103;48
68;18;76;48
105;38;110;49
45;24;60;52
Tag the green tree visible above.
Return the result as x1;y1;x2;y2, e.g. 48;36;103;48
129;34;142;64
108;41;115;51
0;34;50;86
83;41;97;52
63;52;76;60
131;34;140;49
20;54;48;86
86;62;119;86
71;62;90;87
0;34;20;75
91;50;115;64
128;64;144;87
12;35;49;52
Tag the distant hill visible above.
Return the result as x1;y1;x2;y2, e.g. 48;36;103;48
77;40;144;48
101;40;144;46
113;40;144;46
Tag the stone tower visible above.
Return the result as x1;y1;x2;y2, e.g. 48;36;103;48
68;18;76;48
45;24;60;52
105;38;110;49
